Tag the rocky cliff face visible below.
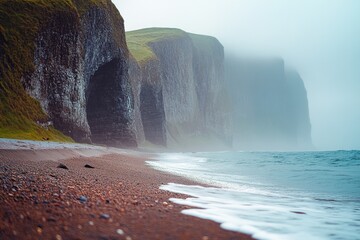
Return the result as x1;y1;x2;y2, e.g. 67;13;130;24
1;2;312;150
0;0;136;146
129;56;166;146
225;56;312;150
127;28;231;150
190;34;232;145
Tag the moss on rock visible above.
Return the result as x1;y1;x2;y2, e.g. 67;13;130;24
126;28;187;64
0;0;117;142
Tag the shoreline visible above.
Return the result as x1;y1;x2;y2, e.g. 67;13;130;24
0;146;253;239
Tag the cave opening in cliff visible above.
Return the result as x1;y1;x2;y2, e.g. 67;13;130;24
86;59;119;145
86;58;137;147
140;84;166;146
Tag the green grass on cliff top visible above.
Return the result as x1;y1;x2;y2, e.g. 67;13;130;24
126;28;221;64
126;28;187;64
0;0;113;142
188;32;222;53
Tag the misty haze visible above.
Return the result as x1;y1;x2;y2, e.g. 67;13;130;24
0;0;359;240
116;0;360;151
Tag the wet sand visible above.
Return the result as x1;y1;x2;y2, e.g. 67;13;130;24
0;148;253;240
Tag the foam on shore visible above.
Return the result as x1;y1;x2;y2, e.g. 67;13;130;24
149;151;360;240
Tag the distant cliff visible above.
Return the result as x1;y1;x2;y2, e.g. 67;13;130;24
225;56;312;150
0;0;136;146
285;70;312;148
127;28;232;150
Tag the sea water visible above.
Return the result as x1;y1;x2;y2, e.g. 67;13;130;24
147;151;360;240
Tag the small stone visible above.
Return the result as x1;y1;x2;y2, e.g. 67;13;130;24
100;213;110;219
89;221;94;226
78;196;87;203
57;164;68;170
116;229;124;235
36;227;42;234
47;217;56;222
125;236;132;240
291;211;306;215
55;234;62;240
162;201;168;206
84;164;95;169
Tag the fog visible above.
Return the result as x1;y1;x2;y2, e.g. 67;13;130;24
114;0;360;150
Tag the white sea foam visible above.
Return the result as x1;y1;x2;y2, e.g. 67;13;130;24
149;151;360;240
161;183;360;240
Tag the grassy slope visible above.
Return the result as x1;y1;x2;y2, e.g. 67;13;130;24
126;28;220;64
0;0;108;142
126;28;186;64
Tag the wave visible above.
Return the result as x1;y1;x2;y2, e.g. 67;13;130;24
148;151;360;240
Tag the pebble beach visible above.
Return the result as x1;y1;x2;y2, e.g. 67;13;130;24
0;140;252;240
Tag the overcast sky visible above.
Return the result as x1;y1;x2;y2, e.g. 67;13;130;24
113;0;360;150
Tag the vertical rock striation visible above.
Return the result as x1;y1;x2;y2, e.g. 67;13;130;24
127;28;231;150
12;0;136;146
133;56;166;146
190;34;232;145
149;33;199;147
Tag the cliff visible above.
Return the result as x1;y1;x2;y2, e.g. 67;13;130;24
0;0;136;146
285;70;312;148
0;1;311;150
127;28;231;150
225;56;312;150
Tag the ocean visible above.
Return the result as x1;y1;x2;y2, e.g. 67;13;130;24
147;151;360;240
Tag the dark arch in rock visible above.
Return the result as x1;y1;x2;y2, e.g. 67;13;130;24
140;83;166;146
86;58;137;147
